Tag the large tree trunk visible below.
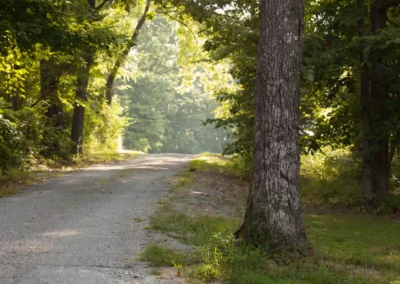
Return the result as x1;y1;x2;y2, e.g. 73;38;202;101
358;0;374;213
370;0;389;200
106;0;151;105
71;54;93;154
237;0;307;251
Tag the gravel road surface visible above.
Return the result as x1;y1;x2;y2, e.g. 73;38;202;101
0;154;194;284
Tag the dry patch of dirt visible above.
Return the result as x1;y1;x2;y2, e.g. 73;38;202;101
171;170;249;219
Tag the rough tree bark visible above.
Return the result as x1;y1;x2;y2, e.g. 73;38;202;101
358;0;374;213
70;0;99;154
370;0;389;200
40;59;63;122
70;53;94;154
236;0;308;251
106;0;151;105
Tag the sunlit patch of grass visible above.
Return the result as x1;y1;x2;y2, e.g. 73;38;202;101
190;155;249;180
199;152;223;157
80;150;143;165
304;214;400;272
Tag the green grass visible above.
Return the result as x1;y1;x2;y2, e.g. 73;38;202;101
0;187;18;197
148;209;400;283
170;171;195;194
140;244;201;267
189;155;249;180
151;207;239;246
305;214;400;272
142;150;400;283
80;150;142;164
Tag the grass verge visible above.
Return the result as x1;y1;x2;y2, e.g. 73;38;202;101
141;155;400;283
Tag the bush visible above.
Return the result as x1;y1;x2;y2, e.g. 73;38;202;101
300;148;362;208
0;116;21;173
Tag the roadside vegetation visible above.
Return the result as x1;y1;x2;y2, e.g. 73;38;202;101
0;150;141;198
141;153;400;283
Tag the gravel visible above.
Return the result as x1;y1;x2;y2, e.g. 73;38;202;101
0;154;194;284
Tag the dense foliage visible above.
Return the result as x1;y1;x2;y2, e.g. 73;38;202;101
0;0;230;173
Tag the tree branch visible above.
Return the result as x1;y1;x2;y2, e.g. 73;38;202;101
96;0;113;11
387;0;400;7
31;95;47;107
388;18;400;28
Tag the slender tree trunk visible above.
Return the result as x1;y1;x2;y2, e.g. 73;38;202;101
40;59;64;155
106;0;151;105
358;0;374;213
11;95;22;111
40;59;63;123
370;0;389;200
71;53;94;154
237;0;308;251
71;0;97;154
11;65;23;111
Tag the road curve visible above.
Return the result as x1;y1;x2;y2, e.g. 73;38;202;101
0;154;194;284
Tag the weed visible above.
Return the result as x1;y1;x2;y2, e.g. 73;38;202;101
140;244;201;267
150;268;161;276
0;188;17;197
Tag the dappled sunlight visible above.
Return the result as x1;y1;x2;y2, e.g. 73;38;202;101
0;240;53;257
42;229;80;238
83;154;195;172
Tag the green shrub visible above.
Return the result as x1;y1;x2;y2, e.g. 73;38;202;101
300;148;362;208
0;116;21;173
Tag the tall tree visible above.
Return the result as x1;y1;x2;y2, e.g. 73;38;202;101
70;0;113;153
106;0;151;106
370;0;389;199
358;0;374;212
236;0;308;250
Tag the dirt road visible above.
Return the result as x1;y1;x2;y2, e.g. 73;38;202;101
0;154;194;284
